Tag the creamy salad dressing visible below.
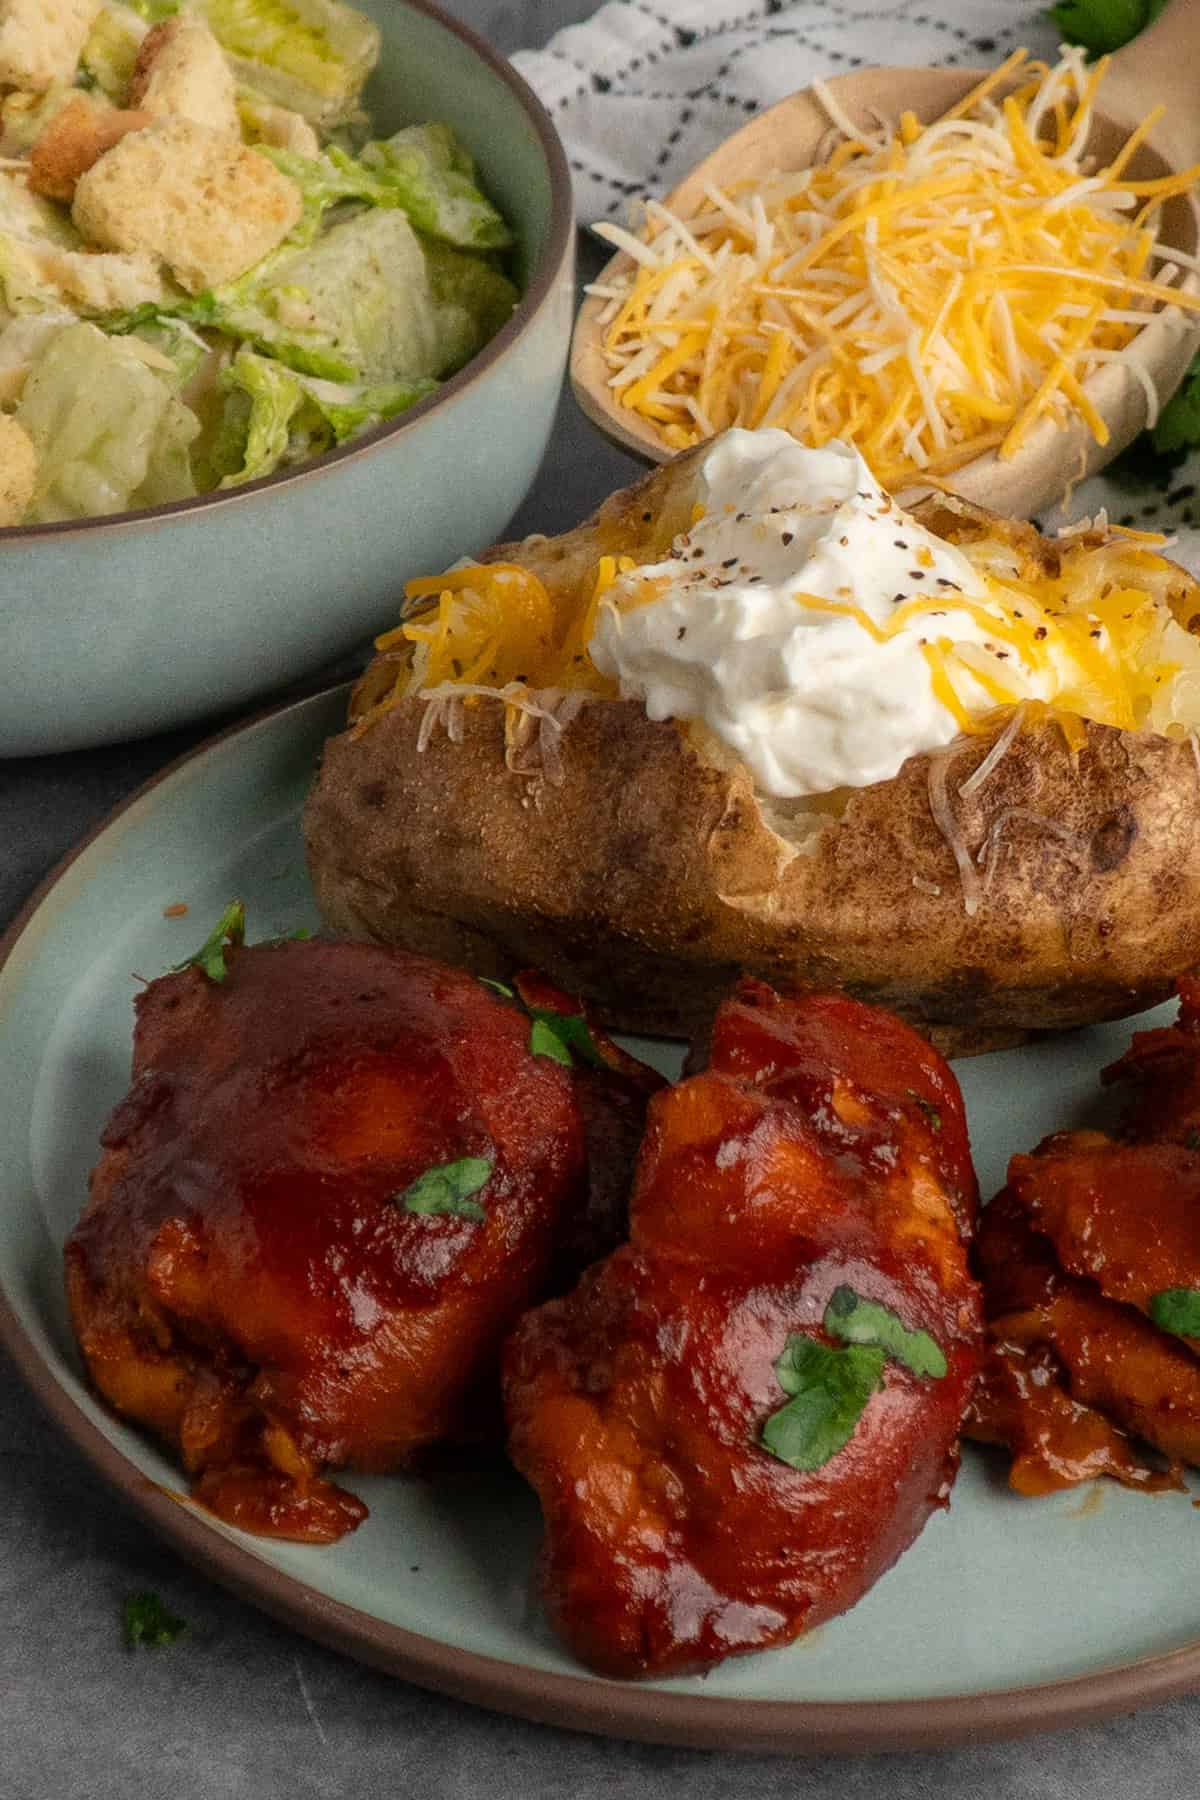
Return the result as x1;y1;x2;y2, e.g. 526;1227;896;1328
588;431;1059;800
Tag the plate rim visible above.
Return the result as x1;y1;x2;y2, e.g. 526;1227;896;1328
4;684;1200;1754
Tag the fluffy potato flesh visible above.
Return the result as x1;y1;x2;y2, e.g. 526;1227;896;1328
304;451;1200;1049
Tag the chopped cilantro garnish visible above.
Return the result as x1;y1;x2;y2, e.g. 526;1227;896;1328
529;1017;573;1065
527;1007;607;1070
759;1334;885;1472
124;1592;189;1649
396;1155;493;1220
905;1088;942;1133
1108;353;1200;491
1047;0;1166;55
171;900;245;983
1149;357;1200;458
824;1286;948;1380
1148;1287;1200;1338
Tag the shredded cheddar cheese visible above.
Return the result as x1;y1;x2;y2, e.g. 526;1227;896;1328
584;47;1200;484
356;514;1200;764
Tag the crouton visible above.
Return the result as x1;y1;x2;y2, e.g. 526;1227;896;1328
127;13;239;138
0;414;36;526
72;117;302;294
0;0;102;93
39;247;171;314
29;95;152;203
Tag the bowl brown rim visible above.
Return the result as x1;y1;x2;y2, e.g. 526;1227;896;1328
3;680;1200;1752
0;0;574;546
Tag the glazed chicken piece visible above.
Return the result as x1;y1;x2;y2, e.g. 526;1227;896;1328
968;983;1200;1492
967;1189;1193;1492
1102;975;1200;1144
66;933;660;1544
504;980;983;1679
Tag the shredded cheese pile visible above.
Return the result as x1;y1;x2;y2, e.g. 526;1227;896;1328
375;556;638;698
585;46;1200;485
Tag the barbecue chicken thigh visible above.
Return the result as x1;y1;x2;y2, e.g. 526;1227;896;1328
969;979;1200;1494
504;979;983;1678
66;934;658;1543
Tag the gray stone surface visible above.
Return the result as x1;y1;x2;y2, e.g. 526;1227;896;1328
3;3;1199;1793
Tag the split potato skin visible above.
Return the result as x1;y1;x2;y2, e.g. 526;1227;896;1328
303;455;1200;1051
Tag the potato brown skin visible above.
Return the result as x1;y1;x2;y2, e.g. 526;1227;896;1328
303;454;1200;1049
305;697;1200;1050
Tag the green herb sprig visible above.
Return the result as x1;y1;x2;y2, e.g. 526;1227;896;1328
478;975;608;1072
124;1592;189;1650
905;1089;942;1133
824;1286;948;1379
1108;355;1200;490
759;1336;886;1472
171;900;246;983
1148;1286;1200;1338
760;1289;948;1471
395;1155;493;1221
526;1006;608;1070
1048;0;1167;56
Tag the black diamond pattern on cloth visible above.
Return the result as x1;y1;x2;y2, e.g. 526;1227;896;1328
513;0;1060;226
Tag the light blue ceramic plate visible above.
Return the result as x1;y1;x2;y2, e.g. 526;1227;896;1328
3;685;1200;1754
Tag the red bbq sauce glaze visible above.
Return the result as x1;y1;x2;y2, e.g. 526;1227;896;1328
66;941;610;1543
967;983;1200;1495
504;980;983;1679
966;1190;1187;1493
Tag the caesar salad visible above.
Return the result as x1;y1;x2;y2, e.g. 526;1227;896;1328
0;0;519;525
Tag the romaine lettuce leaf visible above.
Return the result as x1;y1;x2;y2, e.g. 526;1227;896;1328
217;347;304;485
187;209;502;385
159;207;517;387
80;4;150;98
255;143;393;246
207;347;435;487
301;369;435;439
421;238;519;367
0;311;77;404
260;126;514;252
0;178;84;315
360;125;514;251
124;0;377;121
128;316;212;389
0;177;80;253
129;0;380;124
0;87;82;157
17;322;199;521
264;210;514;381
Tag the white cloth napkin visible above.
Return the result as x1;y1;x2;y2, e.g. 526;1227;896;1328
513;0;1062;228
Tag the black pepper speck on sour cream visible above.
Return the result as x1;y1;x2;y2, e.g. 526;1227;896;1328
588;430;1069;798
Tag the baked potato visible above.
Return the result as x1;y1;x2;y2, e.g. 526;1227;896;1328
304;434;1200;1052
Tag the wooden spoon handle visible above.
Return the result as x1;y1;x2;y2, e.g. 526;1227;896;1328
1100;0;1200;165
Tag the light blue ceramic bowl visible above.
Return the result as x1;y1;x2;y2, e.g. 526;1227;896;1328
0;0;574;757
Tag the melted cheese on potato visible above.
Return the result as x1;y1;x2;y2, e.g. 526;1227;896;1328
365;429;1200;802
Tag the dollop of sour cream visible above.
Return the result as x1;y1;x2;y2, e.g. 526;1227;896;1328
588;430;1034;799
